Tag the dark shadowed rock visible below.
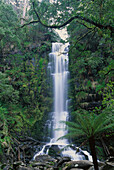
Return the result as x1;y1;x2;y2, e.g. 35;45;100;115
106;156;114;162
102;162;114;170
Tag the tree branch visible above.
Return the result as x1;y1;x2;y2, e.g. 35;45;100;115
21;20;40;28
76;21;93;29
21;1;113;33
104;69;114;76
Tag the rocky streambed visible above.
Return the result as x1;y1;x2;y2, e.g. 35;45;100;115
0;136;114;170
1;155;114;170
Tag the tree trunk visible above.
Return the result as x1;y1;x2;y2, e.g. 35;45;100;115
89;136;99;170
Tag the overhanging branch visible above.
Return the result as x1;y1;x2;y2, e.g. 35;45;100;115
21;1;113;33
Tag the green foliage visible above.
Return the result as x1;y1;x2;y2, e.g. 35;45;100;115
59;111;114;167
0;72;19;103
60;0;114;162
59;112;114;140
0;0;56;161
101;81;114;115
0;2;22;58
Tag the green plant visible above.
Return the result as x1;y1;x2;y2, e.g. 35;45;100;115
59;112;114;170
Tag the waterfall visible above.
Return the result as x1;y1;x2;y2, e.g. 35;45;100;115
33;42;92;161
50;42;69;144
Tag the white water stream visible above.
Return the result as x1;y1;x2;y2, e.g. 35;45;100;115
51;42;69;144
34;42;92;161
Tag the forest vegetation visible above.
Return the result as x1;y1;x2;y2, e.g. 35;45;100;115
0;0;114;169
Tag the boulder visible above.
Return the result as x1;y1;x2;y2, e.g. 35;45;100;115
30;162;47;167
70;169;83;170
18;166;33;170
29;162;53;168
56;157;71;167
13;161;26;169
34;154;56;163
48;145;62;157
102;162;114;170
98;162;105;167
63;160;93;170
106;156;114;162
88;166;94;170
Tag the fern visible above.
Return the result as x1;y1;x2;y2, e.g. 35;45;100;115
59;112;114;146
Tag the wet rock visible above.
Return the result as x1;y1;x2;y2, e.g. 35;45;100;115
106;156;114;162
13;161;25;166
30;162;47;167
30;162;52;168
63;160;93;170
56;157;71;167
13;161;26;169
48;145;62;157
63;168;83;170
89;166;104;170
56;156;63;162
70;169;83;170
18;166;33;170
98;161;105;167
34;154;56;163
102;162;114;170
88;166;94;170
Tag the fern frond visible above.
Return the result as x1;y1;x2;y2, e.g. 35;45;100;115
57;131;85;141
68;127;86;136
92;113;107;135
97;123;114;134
93;113;114;135
65;121;82;129
77;114;92;136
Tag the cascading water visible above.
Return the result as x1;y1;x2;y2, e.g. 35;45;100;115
34;43;92;161
51;42;69;144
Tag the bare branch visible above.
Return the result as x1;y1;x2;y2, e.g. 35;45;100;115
32;1;41;21
21;20;39;28
104;69;114;76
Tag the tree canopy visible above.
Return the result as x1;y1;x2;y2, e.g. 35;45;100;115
21;0;113;34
